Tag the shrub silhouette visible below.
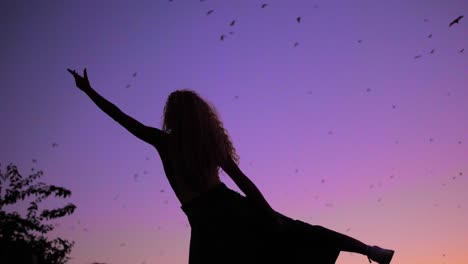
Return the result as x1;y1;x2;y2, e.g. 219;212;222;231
0;162;76;264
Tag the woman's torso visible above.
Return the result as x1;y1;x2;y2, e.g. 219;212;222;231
155;132;222;206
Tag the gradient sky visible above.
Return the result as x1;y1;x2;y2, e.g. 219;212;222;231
1;0;467;263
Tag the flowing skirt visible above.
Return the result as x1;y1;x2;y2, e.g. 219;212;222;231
180;182;340;264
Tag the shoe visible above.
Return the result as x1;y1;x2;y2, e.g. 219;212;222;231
367;245;394;264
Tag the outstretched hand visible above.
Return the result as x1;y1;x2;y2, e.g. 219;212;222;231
67;68;91;91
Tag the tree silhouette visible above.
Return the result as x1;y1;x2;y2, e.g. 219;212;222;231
0;162;76;264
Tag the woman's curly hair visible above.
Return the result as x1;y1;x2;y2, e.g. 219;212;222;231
161;89;239;190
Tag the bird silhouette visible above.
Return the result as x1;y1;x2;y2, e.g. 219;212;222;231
125;84;131;88
132;72;137;77
427;33;432;38
459;48;464;53
357;39;362;44
228;31;235;35
293;41;299;47
261;3;268;8
424;18;429;22
52;142;58;148
220;35;225;41
296;17;301;23
230;20;236;26
429;49;435;54
32;159;37;163
206;9;214;15
449;15;463;27
414;55;422;59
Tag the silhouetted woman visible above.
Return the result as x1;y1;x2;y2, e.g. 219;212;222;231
68;68;395;264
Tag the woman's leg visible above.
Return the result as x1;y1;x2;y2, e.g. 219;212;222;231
312;225;370;254
288;219;369;254
287;219;394;264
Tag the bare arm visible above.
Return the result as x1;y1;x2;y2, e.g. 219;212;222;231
221;157;275;215
81;86;165;149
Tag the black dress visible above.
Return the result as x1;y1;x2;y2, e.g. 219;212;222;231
180;182;340;264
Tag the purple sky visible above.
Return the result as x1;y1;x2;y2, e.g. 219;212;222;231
1;0;467;263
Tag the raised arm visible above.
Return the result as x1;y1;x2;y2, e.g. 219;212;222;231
67;68;165;150
221;157;275;215
82;86;165;149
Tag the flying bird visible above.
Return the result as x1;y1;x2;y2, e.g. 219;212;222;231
132;72;137;77
427;33;432;38
220;34;225;41
293;41;299;47
414;55;422;59
125;84;131;88
261;3;268;8
32;159;37;163
52;142;58;148
206;9;214;15
228;31;235;35
459;48;464;53
357;39;362;44
423;18;429;22
296;17;301;23
449;15;463;27
429;49;435;54
230;20;235;26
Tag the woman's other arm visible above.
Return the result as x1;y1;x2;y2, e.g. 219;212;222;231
220;157;275;215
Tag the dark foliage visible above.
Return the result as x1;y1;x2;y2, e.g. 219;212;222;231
0;162;76;264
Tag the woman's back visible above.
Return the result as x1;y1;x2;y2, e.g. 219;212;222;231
155;132;223;206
